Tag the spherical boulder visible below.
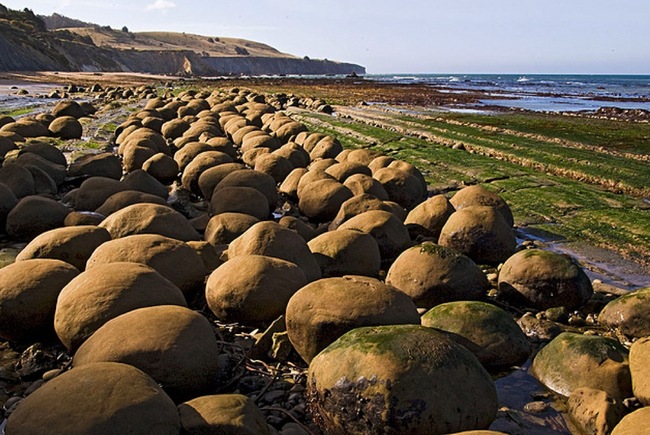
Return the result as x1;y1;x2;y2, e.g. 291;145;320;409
404;194;455;240
198;163;246;200
438;206;516;265
343;173;389;200
48;115;82;139
0;259;79;342
204;212;259;245
629;337;650;405
73;177;124;211
0;164;34;198
99;203;200;241
0;119;50;138
68;153;122;180
531;332;631;399
338;210;411;262
298;179;354;223
209;186;270;220
450;185;514;227
308;325;498;434
215;170;278;211
308;229;381;278
5;362;180;435
612;407;650;435
286;276;420;363
598;287;650;338
94;190;168;217
0;181;18;229
142;152;179;184
254;153;294;184
373;166;426;210
74;305;222;399
181;151;233;195
421;301;530;368
386;242;490;309
498;249;593;310
52;99;86;119
228;221;321;282
6;195;71;240
178;394;270;435
206;255;307;326
86;234;206;296
54;262;186;351
15;225;111;271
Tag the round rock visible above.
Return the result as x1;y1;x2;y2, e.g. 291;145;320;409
15;225;111;271
86;234;206;296
6;362;180;435
178;394;270;435
206;255;307;326
438;205;516;264
0;259;79;342
498;249;593;310
6;195;71;240
54;262;186;351
598;287;650;338
421;301;530;368
386;242;490;309
450;185;514;227
99;203;200;241
308;325;498;435
286;276;420;363
307;229;381;278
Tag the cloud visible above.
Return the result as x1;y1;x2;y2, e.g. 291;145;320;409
145;0;176;11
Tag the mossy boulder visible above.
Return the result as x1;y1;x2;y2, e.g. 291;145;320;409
86;234;206;297
438;206;516;265
629;337;650;405
567;387;625;435
531;332;632;399
338;210;411;262
308;325;498;435
206;255;307;326
286;276;420;363
15;225;111;271
598;287;650;338
308;229;381;278
178;394;270;435
421;301;530;368
298;179;354;223
5;362;180;435
6;195;71;240
228;221;321;282
54;262;186;351
99;203;200;241
386;243;489;308
450;185;514;227
404;194;455;240
498;249;593;310
74;305;222;400
0;259;79;342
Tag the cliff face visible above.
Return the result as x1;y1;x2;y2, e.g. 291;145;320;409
0;7;365;76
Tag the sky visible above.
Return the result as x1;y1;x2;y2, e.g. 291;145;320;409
3;0;650;74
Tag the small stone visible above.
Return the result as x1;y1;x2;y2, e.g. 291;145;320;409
42;369;61;382
3;396;22;412
523;401;550;413
266;416;284;426
545;306;569;323
271;332;293;361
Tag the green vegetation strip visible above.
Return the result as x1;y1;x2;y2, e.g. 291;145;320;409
293;110;650;264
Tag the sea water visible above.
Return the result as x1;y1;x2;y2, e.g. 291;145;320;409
366;74;650;112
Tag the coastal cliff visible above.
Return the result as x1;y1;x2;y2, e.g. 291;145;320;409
0;5;365;76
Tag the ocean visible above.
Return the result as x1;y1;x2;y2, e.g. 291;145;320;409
365;74;650;112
